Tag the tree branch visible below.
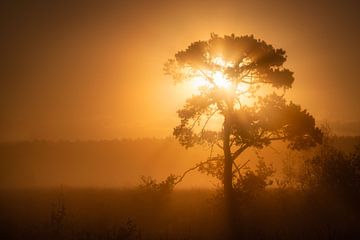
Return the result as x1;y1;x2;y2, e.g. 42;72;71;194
190;114;202;130
238;159;251;170
267;136;286;141
174;158;219;185
230;137;236;148
199;69;215;85
232;161;241;178
231;144;249;161
200;110;218;135
233;159;251;179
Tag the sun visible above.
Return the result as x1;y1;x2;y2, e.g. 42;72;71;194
191;57;234;90
213;71;231;89
189;57;252;102
192;71;231;89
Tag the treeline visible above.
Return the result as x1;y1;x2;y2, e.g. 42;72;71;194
0;136;359;189
0;138;210;188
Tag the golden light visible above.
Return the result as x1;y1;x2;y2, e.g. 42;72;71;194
189;57;251;99
212;57;233;67
213;71;231;89
191;76;211;88
191;71;231;90
236;82;249;93
193;57;234;89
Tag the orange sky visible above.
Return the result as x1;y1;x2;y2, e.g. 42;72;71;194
1;0;360;141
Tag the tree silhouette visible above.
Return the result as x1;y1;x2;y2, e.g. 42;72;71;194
164;34;322;204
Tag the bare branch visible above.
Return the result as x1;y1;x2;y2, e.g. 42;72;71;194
199;69;215;85
267;137;286;141
200;110;218;134
231;144;249;161
239;80;254;84
174;158;219;185
268;145;280;154
238;159;251;170
232;161;241;178
230;137;236;148
189;114;202;130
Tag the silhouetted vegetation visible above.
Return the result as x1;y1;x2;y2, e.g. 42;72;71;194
301;142;360;199
139;175;178;194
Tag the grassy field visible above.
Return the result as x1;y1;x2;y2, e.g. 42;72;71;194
1;188;359;240
1;137;359;239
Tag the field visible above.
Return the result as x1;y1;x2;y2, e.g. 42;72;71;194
1;188;359;240
1;137;360;239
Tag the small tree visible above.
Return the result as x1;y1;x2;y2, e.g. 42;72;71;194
164;34;322;202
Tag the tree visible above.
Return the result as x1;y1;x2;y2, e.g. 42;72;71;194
300;132;360;196
164;34;322;203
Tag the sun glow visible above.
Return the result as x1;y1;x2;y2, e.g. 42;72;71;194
191;71;231;90
213;71;231;89
212;57;234;67
236;82;249;93
190;57;252;100
191;76;210;88
191;57;235;90
191;71;252;97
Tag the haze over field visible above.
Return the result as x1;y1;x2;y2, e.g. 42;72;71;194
1;137;358;189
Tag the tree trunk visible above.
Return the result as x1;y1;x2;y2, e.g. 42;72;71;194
223;116;233;202
223;115;237;238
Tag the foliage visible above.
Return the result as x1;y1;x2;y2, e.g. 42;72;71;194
165;33;294;88
49;189;67;238
300;141;360;196
233;159;275;198
73;220;141;240
138;174;178;194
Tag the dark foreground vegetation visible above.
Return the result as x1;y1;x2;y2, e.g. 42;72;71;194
0;137;360;239
0;187;359;240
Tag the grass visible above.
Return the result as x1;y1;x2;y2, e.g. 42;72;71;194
0;188;359;239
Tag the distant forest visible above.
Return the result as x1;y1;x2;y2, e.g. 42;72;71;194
0;136;359;189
